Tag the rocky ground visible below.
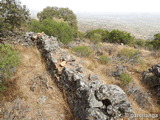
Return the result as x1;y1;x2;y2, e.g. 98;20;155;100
0;45;73;120
0;32;160;120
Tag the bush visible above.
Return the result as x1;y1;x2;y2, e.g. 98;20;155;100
154;33;160;41
28;19;43;33
72;46;92;57
120;73;132;86
0;81;7;94
99;55;110;64
147;40;160;50
29;19;75;44
0;44;20;95
37;6;78;29
0;0;30;33
119;48;141;63
85;29;109;42
91;33;102;44
76;31;85;40
130;39;146;48
0;44;20;79
108;29;134;44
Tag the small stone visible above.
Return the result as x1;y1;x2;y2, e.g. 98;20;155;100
95;51;103;56
88;74;99;81
69;56;75;62
60;61;66;67
30;83;36;92
31;35;38;40
76;67;83;73
70;62;78;67
113;65;126;77
37;96;48;104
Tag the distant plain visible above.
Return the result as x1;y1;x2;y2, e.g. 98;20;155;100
77;12;160;40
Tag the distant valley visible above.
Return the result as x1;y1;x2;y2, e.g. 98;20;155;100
77;12;160;40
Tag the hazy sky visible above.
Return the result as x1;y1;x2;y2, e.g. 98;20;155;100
21;0;160;13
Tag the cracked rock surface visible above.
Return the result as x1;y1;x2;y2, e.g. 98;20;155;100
24;32;134;120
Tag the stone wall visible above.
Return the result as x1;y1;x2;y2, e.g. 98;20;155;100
25;32;133;120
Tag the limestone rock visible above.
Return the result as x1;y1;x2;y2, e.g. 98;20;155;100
60;61;66;67
96;85;133;118
143;63;160;103
113;65;126;77
37;96;48;104
25;32;134;120
88;74;99;81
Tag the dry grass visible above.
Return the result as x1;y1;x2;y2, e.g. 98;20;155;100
3;41;159;119
2;45;73;120
67;41;160;115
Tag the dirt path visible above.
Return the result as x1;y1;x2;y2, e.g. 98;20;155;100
0;45;72;120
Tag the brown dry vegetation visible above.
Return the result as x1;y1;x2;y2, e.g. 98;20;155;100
0;45;73;120
69;41;160;116
1;40;160;119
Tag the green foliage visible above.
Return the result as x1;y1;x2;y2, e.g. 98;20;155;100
37;6;77;29
99;55;110;64
28;19;43;33
76;31;85;40
86;29;109;42
91;33;102;44
146;40;160;50
130;39;146;47
108;29;134;44
0;44;20;79
72;46;92;57
85;29;134;45
0;81;7;94
29;19;74;44
119;48;141;63
127;33;160;50
120;73;132;86
154;33;160;41
142;33;160;50
0;0;30;33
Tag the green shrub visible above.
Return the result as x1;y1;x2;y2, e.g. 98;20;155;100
119;48;141;63
0;44;20;79
76;31;85;39
28;19;43;33
0;81;7;94
147;40;160;50
99;55;110;64
37;6;78;29
0;44;20;95
90;33;102;44
120;73;132;86
130;39;146;47
85;29;109;42
108;29;134;44
154;33;160;41
72;46;92;57
0;0;30;33
29;19;75;44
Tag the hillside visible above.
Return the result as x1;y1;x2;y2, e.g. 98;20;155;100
0;45;73;120
1;1;160;119
0;32;160;120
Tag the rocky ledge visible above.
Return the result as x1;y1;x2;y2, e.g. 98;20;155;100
143;64;160;103
24;32;133;120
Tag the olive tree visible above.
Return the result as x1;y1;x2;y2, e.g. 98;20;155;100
37;6;77;29
0;0;30;33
